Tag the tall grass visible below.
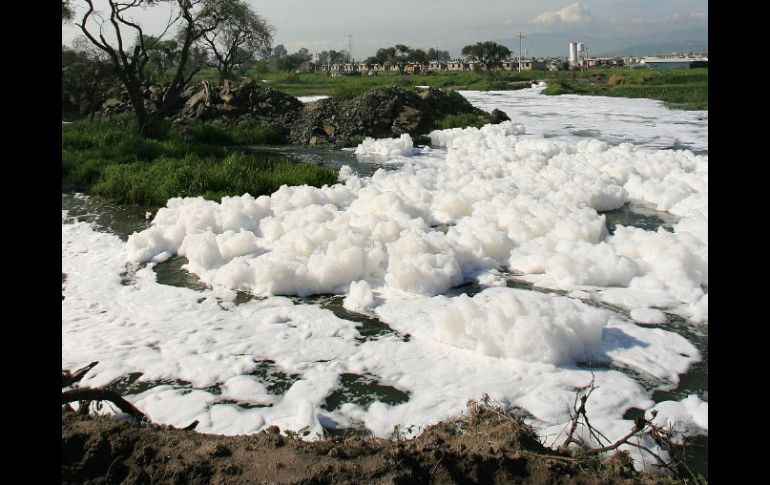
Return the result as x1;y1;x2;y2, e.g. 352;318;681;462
541;68;707;109
90;153;337;206
62;115;337;207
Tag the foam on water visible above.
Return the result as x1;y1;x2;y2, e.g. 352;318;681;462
460;87;708;153
64;90;707;473
296;95;330;103
355;133;416;158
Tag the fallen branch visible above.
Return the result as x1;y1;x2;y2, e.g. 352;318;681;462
62;387;147;422
62;361;99;388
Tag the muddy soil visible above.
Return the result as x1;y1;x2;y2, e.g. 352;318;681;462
62;403;663;485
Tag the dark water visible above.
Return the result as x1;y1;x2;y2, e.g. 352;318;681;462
62;157;707;476
235;145;401;178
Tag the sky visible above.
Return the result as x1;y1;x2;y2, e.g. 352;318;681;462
62;0;708;59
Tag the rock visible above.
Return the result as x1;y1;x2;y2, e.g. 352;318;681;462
88;79;500;147
102;98;123;109
185;90;206;109
488;108;511;124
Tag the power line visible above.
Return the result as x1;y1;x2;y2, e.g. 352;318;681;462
516;32;525;72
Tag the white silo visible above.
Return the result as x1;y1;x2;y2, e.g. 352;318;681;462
577;43;585;64
569;42;577;65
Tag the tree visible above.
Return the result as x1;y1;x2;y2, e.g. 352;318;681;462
63;38;119;120
408;48;428;65
196;0;273;85
271;44;287;59
276;50;309;74
76;0;210;137
427;48;450;61
461;41;511;71
141;35;181;81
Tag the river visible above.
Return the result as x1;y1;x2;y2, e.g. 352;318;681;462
62;86;707;477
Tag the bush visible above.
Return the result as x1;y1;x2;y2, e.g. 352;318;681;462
434;113;485;130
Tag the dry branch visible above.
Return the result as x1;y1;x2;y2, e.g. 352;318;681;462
62;361;99;388
62;388;148;422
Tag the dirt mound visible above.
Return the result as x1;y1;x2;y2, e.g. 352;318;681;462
288;85;507;147
62;403;660;485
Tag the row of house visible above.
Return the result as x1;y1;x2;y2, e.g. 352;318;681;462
314;58;549;75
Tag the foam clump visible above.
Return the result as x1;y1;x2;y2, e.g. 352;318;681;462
343;280;375;313
647;394;708;438
126;114;707;324
379;287;608;365
428;120;526;147
355;134;415;158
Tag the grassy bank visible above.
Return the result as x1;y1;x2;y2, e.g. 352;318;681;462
62;114;338;207
191;66;706;108
541;68;708;109
194;69;546;99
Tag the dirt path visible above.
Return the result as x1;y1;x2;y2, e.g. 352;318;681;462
62;404;663;484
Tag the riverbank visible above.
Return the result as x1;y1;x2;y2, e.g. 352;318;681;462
63;400;680;485
540;69;707;110
62;114;338;207
62;84;506;206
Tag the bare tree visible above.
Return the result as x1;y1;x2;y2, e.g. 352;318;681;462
196;0;273;85
76;0;210;136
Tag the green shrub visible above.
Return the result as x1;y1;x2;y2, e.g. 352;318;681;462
434;113;485;130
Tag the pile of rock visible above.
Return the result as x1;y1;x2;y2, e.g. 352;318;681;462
90;79;510;147
288;86;510;147
173;78;303;126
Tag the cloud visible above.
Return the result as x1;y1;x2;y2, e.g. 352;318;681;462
534;2;594;25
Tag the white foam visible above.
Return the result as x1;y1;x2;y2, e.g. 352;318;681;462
65;89;707;470
297;95;330;103
355;134;415;158
647;394;708;439
630;308;667;324
343;280;375;313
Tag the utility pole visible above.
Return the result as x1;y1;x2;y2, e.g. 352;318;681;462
516;32;525;72
348;35;353;63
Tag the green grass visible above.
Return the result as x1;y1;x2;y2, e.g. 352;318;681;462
192;66;705;109
434;113;486;130
541;67;707;109
62;114;337;207
192;69;548;99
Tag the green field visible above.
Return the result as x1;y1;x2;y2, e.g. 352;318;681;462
62;114;338;207
190;66;707;109
541;68;708;109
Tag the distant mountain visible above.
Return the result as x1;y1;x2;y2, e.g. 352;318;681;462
496;29;707;58
604;41;708;57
